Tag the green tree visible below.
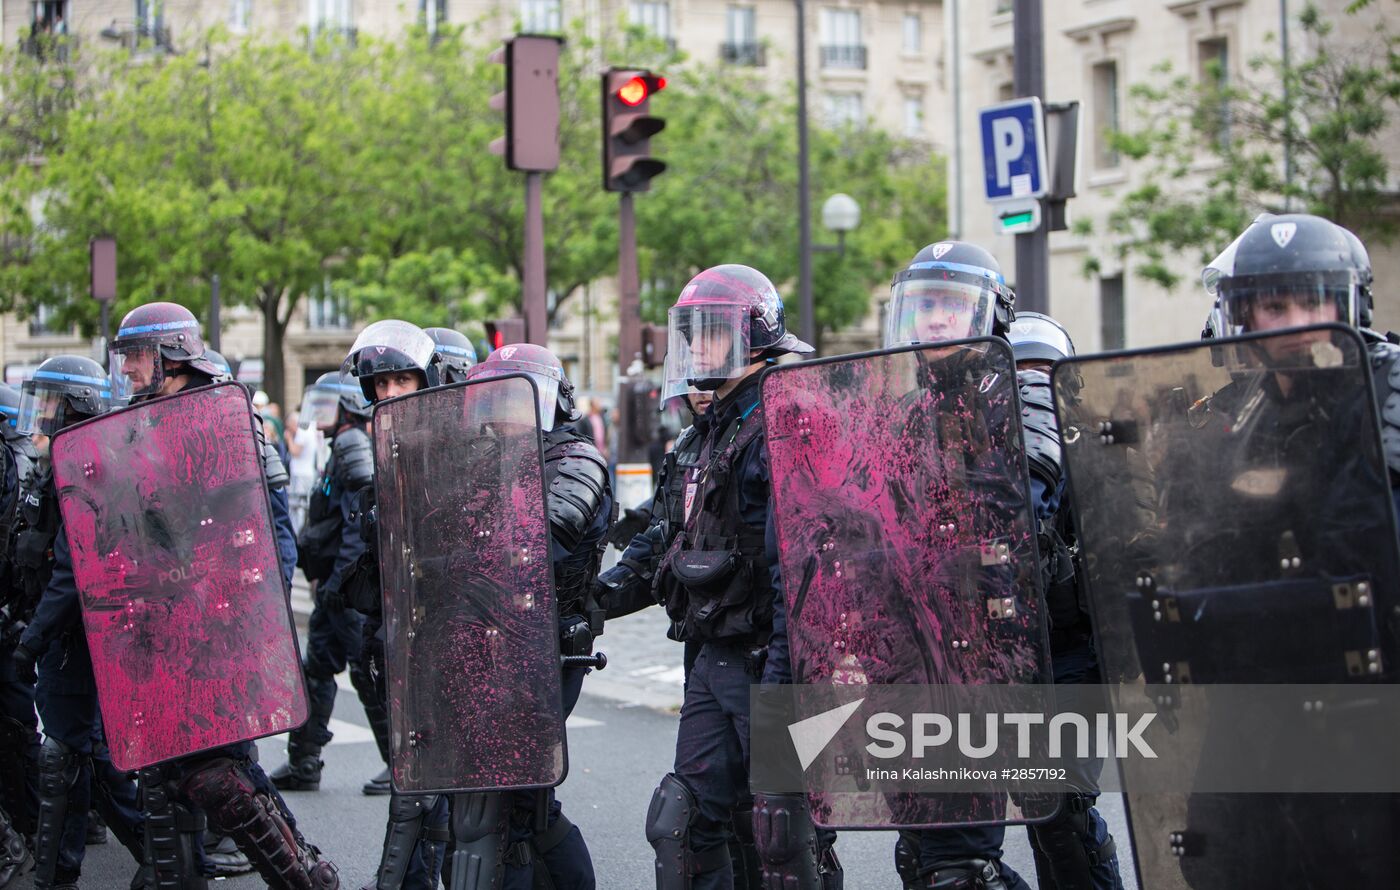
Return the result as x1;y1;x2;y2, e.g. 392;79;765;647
1091;4;1400;290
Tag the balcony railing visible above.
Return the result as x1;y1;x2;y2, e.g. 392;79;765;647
820;44;867;70
720;41;765;66
98;19;173;54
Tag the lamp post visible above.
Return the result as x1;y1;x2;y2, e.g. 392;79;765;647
818;193;861;254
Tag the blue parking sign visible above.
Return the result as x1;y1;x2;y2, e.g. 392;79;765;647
979;98;1048;202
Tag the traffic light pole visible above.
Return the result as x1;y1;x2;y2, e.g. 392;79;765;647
523;171;548;346
795;0;815;348
617;192;640;377
1012;0;1049;313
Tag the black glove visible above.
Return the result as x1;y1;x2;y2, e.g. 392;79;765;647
606;507;652;550
317;583;346;613
11;644;37;685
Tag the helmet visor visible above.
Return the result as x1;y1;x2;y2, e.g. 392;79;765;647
464;362;562;431
299;385;341;432
1218;272;1358;335
885;277;994;347
110;343;164;400
666;303;752;393
18;384;66;437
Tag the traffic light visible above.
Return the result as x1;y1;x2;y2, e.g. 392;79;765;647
641;323;668;368
484;318;527;352
488;35;563;173
601;68;667;192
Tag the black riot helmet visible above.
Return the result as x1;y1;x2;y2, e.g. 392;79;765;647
17;355;114;436
1008;311;1075;364
110;301;222;400
424;327;479;385
464;343;578;431
203;349;233;381
664;264;814;397
1209;214;1365;336
342;320;439;403
301;371;369;431
885;241;1015;348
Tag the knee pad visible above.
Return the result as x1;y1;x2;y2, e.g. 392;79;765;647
1027;794;1116;890
36;737;80;796
180;759;258;830
647;774;727;889
445;793;508;890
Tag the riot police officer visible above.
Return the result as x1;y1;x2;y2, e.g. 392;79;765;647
9;355;142;890
1006;312;1123;890
882;241;1032;890
103;301;338;889
0;378;39;846
275;325;417;795
642;265;841;890
337;320;451;890
444;343;612;890
423;328;479;384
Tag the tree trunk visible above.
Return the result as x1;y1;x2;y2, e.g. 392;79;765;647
260;290;290;408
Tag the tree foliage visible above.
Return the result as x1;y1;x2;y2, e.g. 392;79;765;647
1090;4;1400;289
0;20;947;399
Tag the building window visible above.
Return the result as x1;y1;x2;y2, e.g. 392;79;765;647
722;6;763;66
823;92;863;128
996;81;1014;102
28;302;69;337
630;1;672;40
419;0;446;32
1198;37;1231;147
902;13;921;55
819;9;865;69
135;0;170;46
520;0;560;32
230;0;251;32
307;279;351;330
309;0;354;37
1092;60;1120;169
903;95;923;136
1100;275;1125;350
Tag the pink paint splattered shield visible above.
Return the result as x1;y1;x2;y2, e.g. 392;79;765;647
1054;324;1400;887
51;384;307;771
762;339;1052;829
374;375;565;794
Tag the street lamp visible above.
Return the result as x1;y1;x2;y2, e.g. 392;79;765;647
819;193;861;254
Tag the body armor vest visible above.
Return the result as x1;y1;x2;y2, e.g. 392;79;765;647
659;401;773;643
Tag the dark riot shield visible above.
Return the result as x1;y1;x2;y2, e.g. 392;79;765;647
1054;324;1400;889
51;383;307;771
762;339;1052;829
374;375;564;794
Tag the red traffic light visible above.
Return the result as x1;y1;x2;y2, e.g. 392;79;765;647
616;75;666;107
490;329;505;351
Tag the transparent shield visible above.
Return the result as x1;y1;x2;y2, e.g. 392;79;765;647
1053;324;1400;887
50;384;307;771
374;375;565;794
762;339;1052;829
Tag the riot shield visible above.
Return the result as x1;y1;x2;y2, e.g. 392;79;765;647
374;375;565;794
762;338;1052;829
51;383;307;771
1054;324;1400;888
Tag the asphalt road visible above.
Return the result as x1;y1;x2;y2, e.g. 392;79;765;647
46;608;1142;889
